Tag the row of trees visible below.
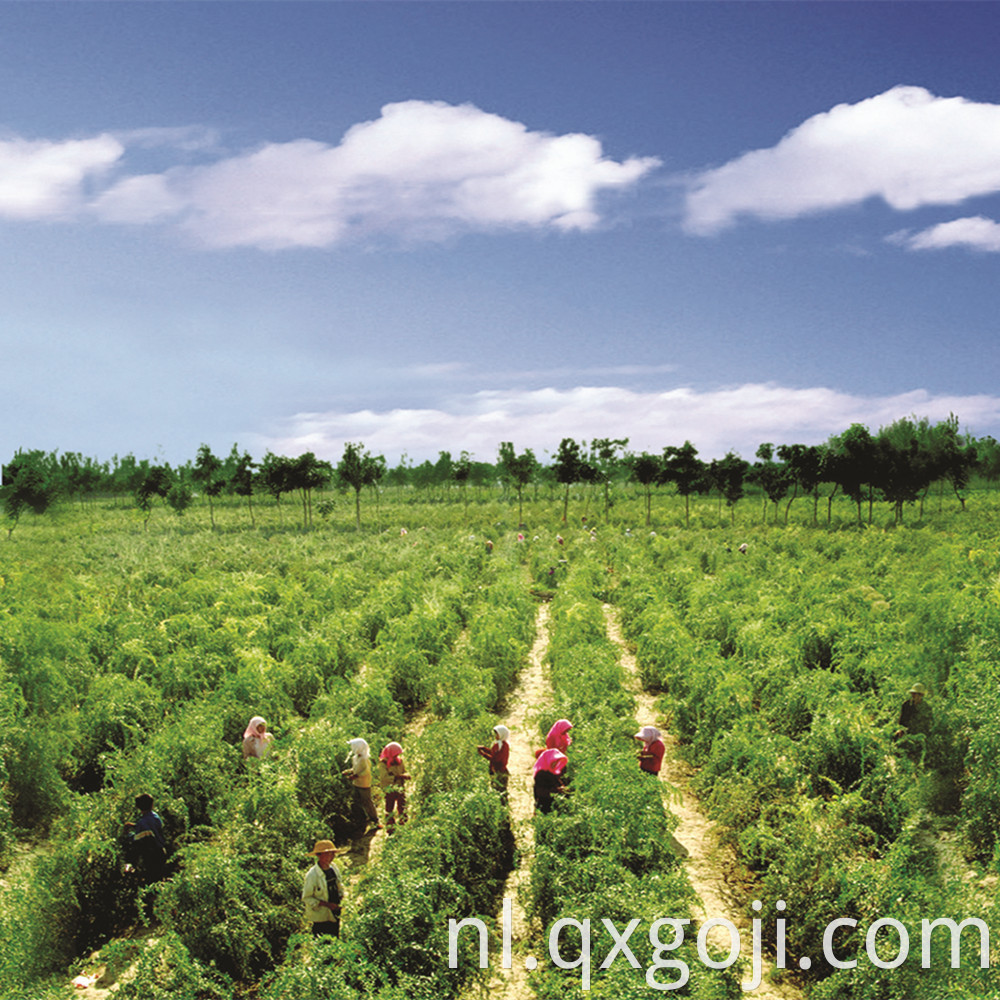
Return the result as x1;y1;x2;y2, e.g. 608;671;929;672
0;443;384;535
631;416;981;526
2;415;997;534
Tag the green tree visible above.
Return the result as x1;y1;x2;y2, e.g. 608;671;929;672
828;424;876;524
227;447;257;527
589;437;628;523
777;443;826;525
873;418;934;523
433;450;454;500
289;452;333;529
662;441;704;527
552;438;591;524
498;442;538;527
629;452;662;527
751;443;793;524
709;451;749;526
1;451;58;538
453;451;472;511
337;442;381;530
929;413;977;511
135;465;173;529
976;435;1000;489
193;445;226;529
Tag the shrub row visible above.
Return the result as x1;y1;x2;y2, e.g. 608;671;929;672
527;564;739;998
614;523;1000;997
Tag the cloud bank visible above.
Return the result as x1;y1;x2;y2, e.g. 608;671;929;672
91;100;659;248
895;215;1000;252
254;383;1000;464
685;86;1000;234
0;134;123;219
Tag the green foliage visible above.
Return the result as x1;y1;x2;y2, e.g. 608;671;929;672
155;838;298;980
2;491;1000;999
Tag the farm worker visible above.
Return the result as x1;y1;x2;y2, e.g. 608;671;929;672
343;738;380;832
376;742;410;832
535;718;573;762
546;719;573;753
241;716;274;759
738;543;748;554
634;726;665;776
302;839;344;938
895;683;932;739
477;725;511;796
533;749;568;814
485;539;494;553
125;793;170;886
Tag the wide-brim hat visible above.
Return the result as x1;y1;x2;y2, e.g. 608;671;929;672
909;683;927;696
307;839;336;855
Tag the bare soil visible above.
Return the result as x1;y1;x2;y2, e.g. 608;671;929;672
603;604;804;1000
466;601;552;1000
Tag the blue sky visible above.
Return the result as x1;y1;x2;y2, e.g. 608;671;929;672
3;1;1000;468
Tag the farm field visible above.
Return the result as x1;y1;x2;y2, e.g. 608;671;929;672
1;487;1000;999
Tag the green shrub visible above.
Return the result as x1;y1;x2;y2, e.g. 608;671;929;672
108;932;231;1000
155;840;298;981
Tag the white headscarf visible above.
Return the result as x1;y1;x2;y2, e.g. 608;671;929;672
347;738;370;764
493;725;510;743
634;726;661;745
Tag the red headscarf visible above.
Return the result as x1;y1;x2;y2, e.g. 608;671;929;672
533;749;568;776
379;742;403;766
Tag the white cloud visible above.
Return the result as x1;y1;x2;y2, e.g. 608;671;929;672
252;383;1000;463
897;215;1000;252
93;100;660;248
685;86;1000;234
0;134;123;219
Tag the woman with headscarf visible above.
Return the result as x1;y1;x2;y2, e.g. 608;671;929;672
242;716;275;759
376;741;410;832
477;724;511;797
634;725;665;776
546;719;573;753
533;748;568;814
342;738;380;831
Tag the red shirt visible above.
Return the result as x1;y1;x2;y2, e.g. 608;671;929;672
478;741;509;774
639;739;665;775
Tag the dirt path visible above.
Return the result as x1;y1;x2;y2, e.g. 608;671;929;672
474;600;552;1000
603;605;804;1000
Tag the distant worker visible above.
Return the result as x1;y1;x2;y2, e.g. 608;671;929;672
895;683;933;739
533;749;568;814
738;543;748;555
545;719;573;753
634;726;665;776
477;724;511;796
302;839;344;938
376;742;410;832
343;738;380;832
125;793;170;887
242;716;275;759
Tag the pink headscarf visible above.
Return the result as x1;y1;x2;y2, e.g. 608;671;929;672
243;716;267;741
534;749;568;776
546;719;573;752
379;742;403;765
634;726;661;746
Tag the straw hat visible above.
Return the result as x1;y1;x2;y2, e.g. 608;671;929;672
909;683;927;696
307;839;336;855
